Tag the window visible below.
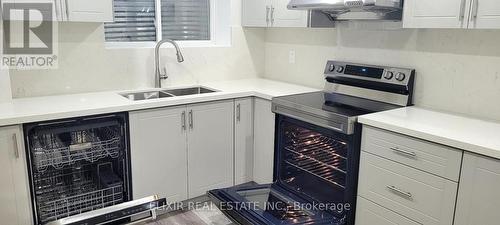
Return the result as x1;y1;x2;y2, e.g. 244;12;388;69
104;0;157;42
104;0;230;47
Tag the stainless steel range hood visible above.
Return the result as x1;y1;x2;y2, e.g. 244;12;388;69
289;0;403;22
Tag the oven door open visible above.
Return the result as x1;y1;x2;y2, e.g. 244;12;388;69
209;115;360;225
208;183;341;225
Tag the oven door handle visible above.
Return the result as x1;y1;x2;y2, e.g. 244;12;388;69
272;105;347;134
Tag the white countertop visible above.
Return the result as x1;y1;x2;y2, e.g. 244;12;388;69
359;107;500;160
0;78;319;127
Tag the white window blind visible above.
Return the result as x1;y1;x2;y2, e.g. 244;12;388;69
104;0;156;42
161;0;210;41
105;0;210;43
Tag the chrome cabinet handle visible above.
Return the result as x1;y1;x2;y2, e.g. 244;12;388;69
236;103;241;122
271;6;275;25
390;147;417;159
459;0;466;21
181;111;186;130
12;133;20;159
188;110;193;129
266;6;270;25
65;0;70;20
387;185;413;200
472;0;479;20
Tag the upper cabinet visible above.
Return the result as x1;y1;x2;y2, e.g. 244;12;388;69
63;0;114;22
469;0;500;29
403;0;469;28
3;0;113;22
242;0;308;27
403;0;500;29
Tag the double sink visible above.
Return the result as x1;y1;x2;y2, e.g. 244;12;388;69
121;86;217;101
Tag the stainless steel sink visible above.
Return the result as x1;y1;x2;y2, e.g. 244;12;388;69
121;91;174;101
164;86;217;96
120;86;218;101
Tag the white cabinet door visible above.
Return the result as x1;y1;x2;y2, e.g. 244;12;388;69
129;107;188;203
356;197;420;225
65;0;114;22
253;98;275;184
468;0;500;29
234;98;254;185
270;0;307;27
403;0;471;28
242;0;270;27
454;153;500;225
187;100;234;198
5;0;58;21
0;126;33;225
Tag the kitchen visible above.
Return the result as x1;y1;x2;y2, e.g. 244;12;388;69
1;0;500;224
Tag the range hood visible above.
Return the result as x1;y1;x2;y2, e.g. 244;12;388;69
289;0;403;21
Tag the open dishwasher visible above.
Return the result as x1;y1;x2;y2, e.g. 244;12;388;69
24;113;132;224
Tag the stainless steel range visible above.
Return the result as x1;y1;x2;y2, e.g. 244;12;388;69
209;61;415;225
273;60;415;135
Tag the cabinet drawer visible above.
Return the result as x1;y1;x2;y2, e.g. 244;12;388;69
362;126;463;181
356;196;420;225
358;152;457;225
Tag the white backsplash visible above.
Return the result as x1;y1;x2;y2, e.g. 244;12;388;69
264;27;500;122
9;22;265;98
8;16;500;122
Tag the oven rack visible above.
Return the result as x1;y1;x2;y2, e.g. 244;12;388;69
286;139;347;161
31;128;122;172
285;161;346;190
285;147;347;174
286;135;348;158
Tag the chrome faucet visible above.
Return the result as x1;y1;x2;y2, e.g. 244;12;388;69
154;39;185;88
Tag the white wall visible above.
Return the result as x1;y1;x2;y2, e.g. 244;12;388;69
9;0;266;97
0;21;13;103
264;27;500;121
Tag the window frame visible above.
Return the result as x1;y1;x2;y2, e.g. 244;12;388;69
105;0;231;49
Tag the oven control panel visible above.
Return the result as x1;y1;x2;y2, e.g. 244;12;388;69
324;61;415;86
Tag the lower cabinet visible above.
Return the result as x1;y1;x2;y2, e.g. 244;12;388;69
187;100;234;198
130;100;236;201
253;98;275;184
357;126;460;225
454;153;500;225
356;197;420;225
129;106;188;202
234;98;254;185
0;126;33;225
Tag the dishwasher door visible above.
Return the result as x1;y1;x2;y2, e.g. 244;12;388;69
46;196;167;225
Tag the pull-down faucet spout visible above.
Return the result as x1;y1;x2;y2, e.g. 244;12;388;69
154;39;184;88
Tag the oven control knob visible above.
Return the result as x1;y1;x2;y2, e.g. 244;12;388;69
329;64;335;72
336;66;345;73
395;72;406;81
384;71;394;80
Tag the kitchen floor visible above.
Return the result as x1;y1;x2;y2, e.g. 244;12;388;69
142;202;235;225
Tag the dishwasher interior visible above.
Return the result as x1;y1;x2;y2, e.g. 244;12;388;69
24;113;131;224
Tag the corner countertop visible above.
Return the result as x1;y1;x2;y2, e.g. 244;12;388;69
358;107;500;160
0;78;319;127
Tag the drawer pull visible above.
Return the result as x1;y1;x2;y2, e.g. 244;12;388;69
390;147;417;159
387;185;413;200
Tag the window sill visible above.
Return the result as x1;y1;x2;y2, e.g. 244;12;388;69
105;40;231;49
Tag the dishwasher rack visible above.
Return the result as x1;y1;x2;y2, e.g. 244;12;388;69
31;127;123;173
35;168;124;223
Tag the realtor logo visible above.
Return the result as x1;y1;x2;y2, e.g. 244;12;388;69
1;2;58;69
